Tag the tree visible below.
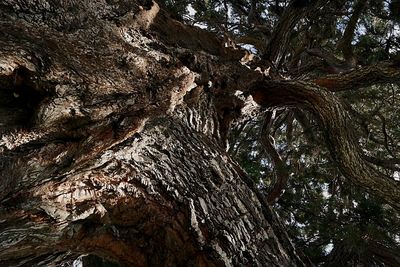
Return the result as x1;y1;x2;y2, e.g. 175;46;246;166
0;0;399;266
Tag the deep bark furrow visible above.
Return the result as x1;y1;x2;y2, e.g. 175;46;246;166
1;1;398;266
0;1;308;265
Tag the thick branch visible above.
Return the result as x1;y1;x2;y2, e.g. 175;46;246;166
250;80;400;211
305;48;351;74
0;1;310;265
312;61;400;91
306;48;344;68
263;1;309;65
264;0;328;65
363;155;400;172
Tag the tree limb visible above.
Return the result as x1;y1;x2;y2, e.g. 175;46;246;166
260;112;290;204
363;155;400;172
312;61;400;91
337;0;367;66
250;80;400;211
263;1;309;65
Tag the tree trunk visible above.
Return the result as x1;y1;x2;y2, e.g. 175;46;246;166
0;1;308;266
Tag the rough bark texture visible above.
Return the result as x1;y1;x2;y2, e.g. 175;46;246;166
260;112;289;204
250;80;400;210
1;1;400;266
0;1;308;266
313;61;400;91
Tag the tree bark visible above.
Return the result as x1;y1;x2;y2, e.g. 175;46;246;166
0;1;308;266
2;1;399;266
250;80;400;210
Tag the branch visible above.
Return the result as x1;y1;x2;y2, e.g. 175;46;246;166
337;0;367;66
306;48;344;68
377;113;396;158
152;8;245;61
260;112;290;204
250;80;400;211
346;105;399;149
312;61;400;91
305;48;351;74
363;155;400;172
367;241;400;267
263;0;315;65
293;109;317;143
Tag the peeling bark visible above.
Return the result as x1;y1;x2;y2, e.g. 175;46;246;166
1;1;399;266
0;1;308;266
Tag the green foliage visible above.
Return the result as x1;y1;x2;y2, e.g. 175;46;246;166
164;1;400;266
161;0;191;20
226;86;400;266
